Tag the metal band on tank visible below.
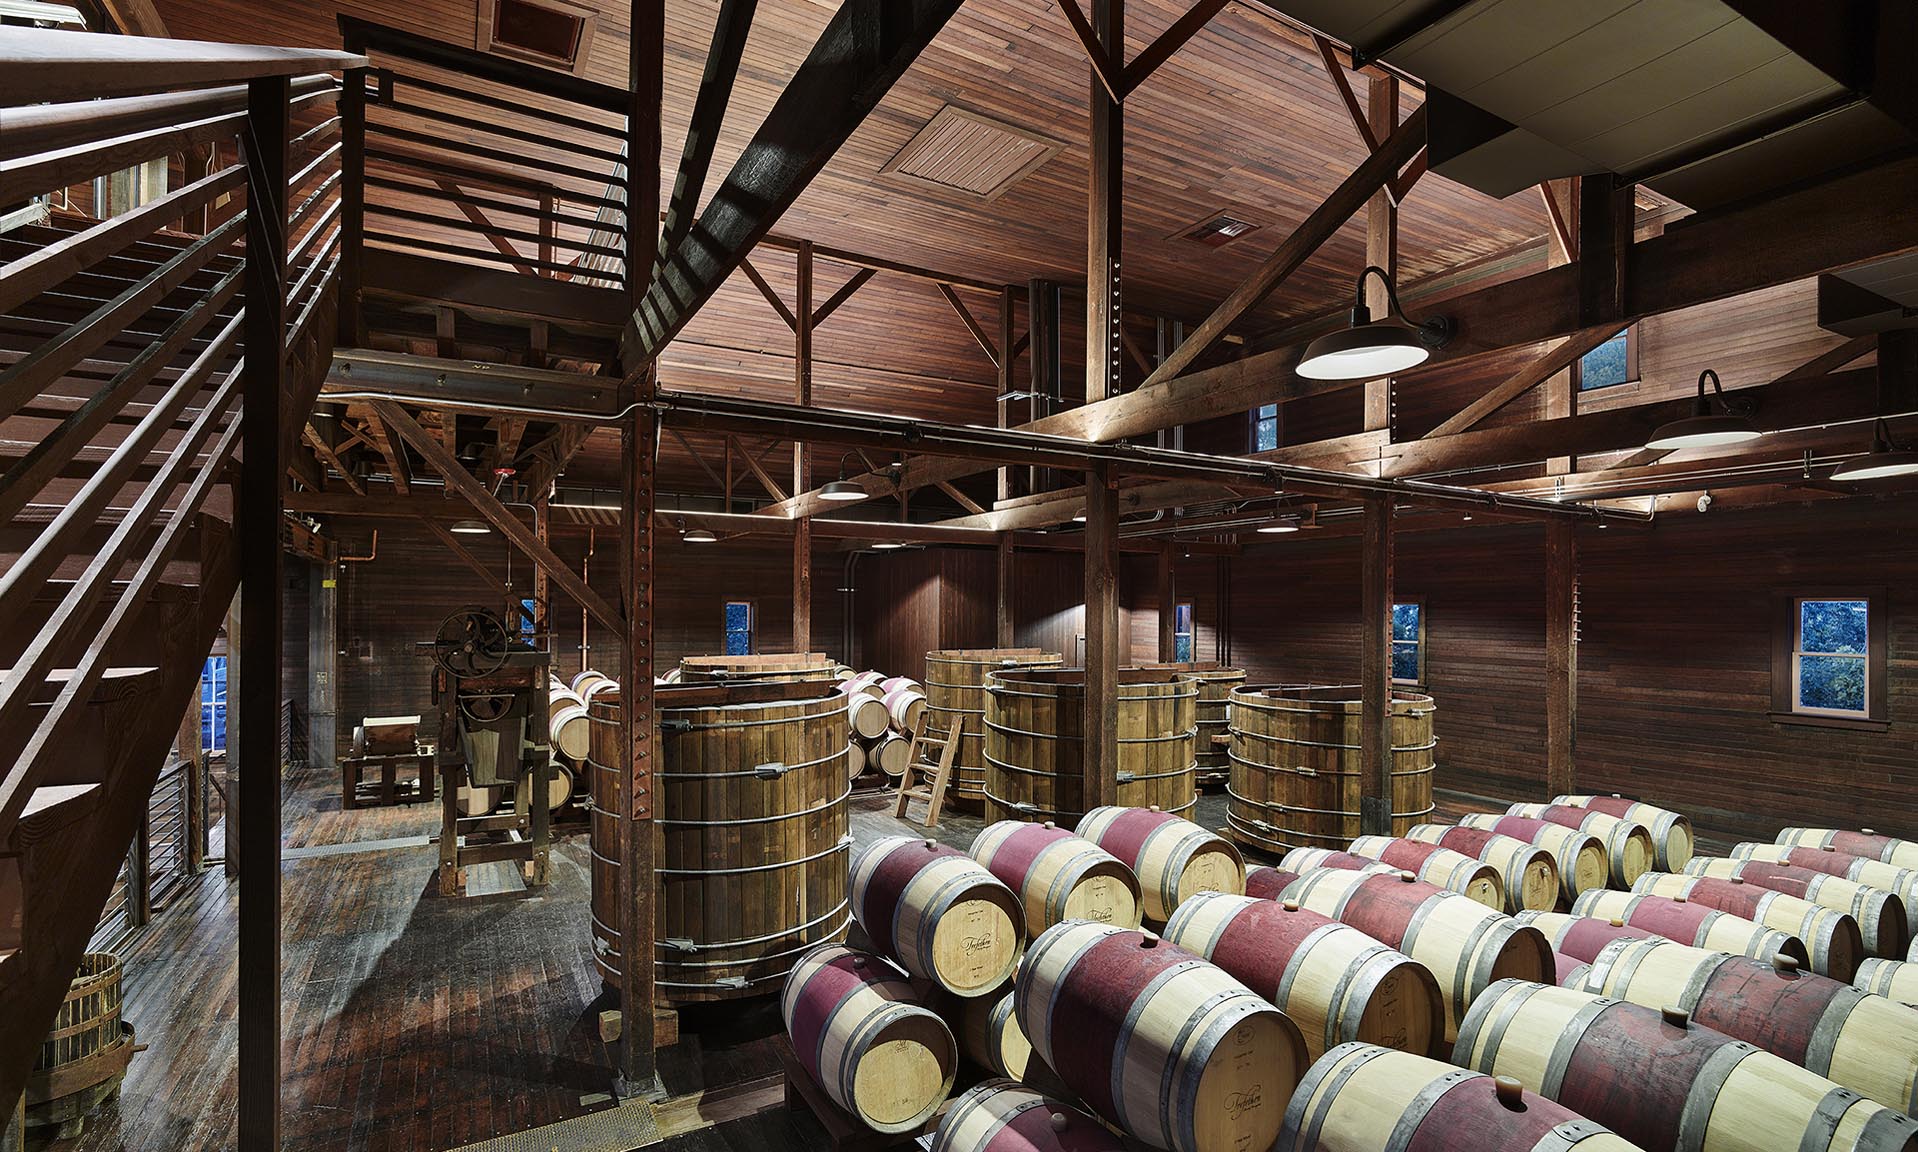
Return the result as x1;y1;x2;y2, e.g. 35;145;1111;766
1282;1043;1384;1152
1112;957;1203;1139
1172;993;1269;1152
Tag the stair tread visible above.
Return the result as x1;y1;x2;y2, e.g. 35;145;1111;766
13;781;103;847
8;665;162;704
37;578;199;602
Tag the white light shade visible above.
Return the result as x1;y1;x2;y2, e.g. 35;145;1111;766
449;519;491;534
1255;521;1298;534
819;479;867;501
683;527;717;543
1643;413;1762;451
1072;514;1087;523
1831;448;1918;481
1296;324;1431;381
871;540;905;550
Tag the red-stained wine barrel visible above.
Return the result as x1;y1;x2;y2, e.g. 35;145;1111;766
1456;980;1918;1152
932;1080;1125;1152
1571;889;1807;968
1275;1044;1643;1152
1407;824;1560;914
1685;857;1908;959
1245;865;1302;901
850;836;1024;997
1347;835;1506;911
1162;891;1443;1059
1506;802;1655;889
783;945;957;1133
1016;921;1303;1152
1634;873;1863;980
1280;867;1552;1041
1075;805;1243;922
1460;812;1607;901
1577;936;1918;1115
1779;828;1918;871
1734;842;1918;918
969;820;1142;933
1277;847;1395;878
1516;911;1649;964
1551;794;1695;871
1857;957;1918;1006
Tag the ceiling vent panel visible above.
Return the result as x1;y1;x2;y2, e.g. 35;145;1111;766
882;106;1064;200
1177;212;1263;248
477;0;597;76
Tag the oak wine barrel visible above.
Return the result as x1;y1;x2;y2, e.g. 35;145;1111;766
1016;921;1303;1152
546;761;573;810
548;688;591;761
1407;823;1559;913
1346;835;1506;910
1506;802;1655;888
1074;805;1244;922
870;732;913;778
1225;685;1435;856
1551;794;1694;871
1279;867;1553;1040
1684;857;1907;959
570;669;610;696
1570;889;1807;967
970;820;1142;932
588;681;851;999
1857;957;1918;1006
1162;891;1443;1059
884;685;928;733
1515;911;1649;965
1278;847;1397;879
1276;1044;1643;1152
1456;979;1917;1152
1780;829;1918;871
840;681;893;740
1633;873;1863;980
1245;865;1303;900
954;991;1072;1097
925;649;1064;809
1577;936;1918;1115
983;667;1197;825
1460;812;1608;901
1733;842;1918;918
1134;662;1244;785
932;1080;1123;1152
880;675;923;694
850;836;1024;997
846;739;867;780
25;954;134;1140
783;945;957;1133
678;652;837;683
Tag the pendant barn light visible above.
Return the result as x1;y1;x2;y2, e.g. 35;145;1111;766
1830;419;1918;480
819;451;868;501
1255;518;1299;533
1297;265;1454;381
449;519;491;534
871;540;905;550
1645;369;1762;450
683;527;718;543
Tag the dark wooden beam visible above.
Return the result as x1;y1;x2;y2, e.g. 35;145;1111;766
1423;323;1627;439
996;533;1014;645
1545;519;1577;796
1314;34;1379;153
1363;73;1397;435
812;267;875;327
1357;494;1393;836
627;0;967;361
1086;0;1124;405
738;256;798;332
1156;544;1175;662
303;424;364;497
1054;0;1124;103
939;283;1001;370
656;0;757;282
1578;176;1633;327
1083;462;1120;811
1120;0;1228;94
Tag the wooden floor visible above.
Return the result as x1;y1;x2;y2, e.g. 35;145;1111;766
48;761;1703;1152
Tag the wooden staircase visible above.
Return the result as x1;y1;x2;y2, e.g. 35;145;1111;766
0;31;358;1125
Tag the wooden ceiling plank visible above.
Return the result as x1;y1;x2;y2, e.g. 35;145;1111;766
937;282;1000;370
654;0;758;285
1121;0;1231;95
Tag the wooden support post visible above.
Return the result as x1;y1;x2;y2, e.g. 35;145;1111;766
238;74;289;1152
996;534;1015;646
337;66;365;348
1545;520;1578;797
179;691;204;874
533;495;549;635
1358;495;1394;836
1030;279;1060;492
794;240;813;651
997;284;1015;504
1086;0;1124;404
1363;74;1398;434
223;590;240;880
1083;462;1121;810
308;561;338;769
1157;544;1176;662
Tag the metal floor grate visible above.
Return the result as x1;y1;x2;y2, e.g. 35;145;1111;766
446;1100;662;1152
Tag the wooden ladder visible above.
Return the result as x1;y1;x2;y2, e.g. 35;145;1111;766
894;715;961;828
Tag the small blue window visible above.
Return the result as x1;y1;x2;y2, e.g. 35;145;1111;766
1578;331;1633;391
200;657;228;751
520;598;537;638
1174;603;1194;663
1391;603;1423;684
1252;403;1279;452
724;601;753;656
1795;599;1867;715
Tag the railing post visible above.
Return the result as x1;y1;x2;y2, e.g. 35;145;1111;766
239;74;289;1152
337;66;367;348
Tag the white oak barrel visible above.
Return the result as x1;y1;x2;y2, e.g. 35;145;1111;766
548;686;591;761
1634;873;1864;981
925;649;1065;809
1279;867;1552;1041
955;990;1072;1098
845;670;887;696
570;668;610;695
1734;842;1918;919
880;675;923;694
983;667;1197;826
1346;835;1506;911
1780;829;1918;871
1162;891;1443;1060
884;684;928;733
1275;1044;1644;1152
1455;979;1918;1152
1133;662;1244;786
1571;889;1807;967
932;1080;1125;1152
1277;847;1397;878
1226;685;1435;856
851;836;1024;997
1685;857;1907;959
1074;806;1244;922
870;732;914;778
1515;911;1651;966
970;821;1142;933
1506;803;1655;889
840;681;893;740
1015;921;1303;1152
1551;794;1695;871
1857;957;1918;1006
1245;865;1304;901
679;652;838;683
846;739;868;780
783;945;957;1133
1577;936;1918;1116
545;761;573;811
1408;824;1559;913
1460;812;1608;902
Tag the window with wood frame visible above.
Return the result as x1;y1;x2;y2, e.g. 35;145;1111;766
1392;601;1425;685
1576;327;1637;391
1773;592;1886;727
1251;403;1279;452
723;600;754;656
1174;602;1195;663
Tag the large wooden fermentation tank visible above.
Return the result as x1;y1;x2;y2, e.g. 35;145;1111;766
1134;662;1243;785
1225;684;1435;855
677;652;838;684
923;648;1063;808
982;667;1197;824
588;680;851;1000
